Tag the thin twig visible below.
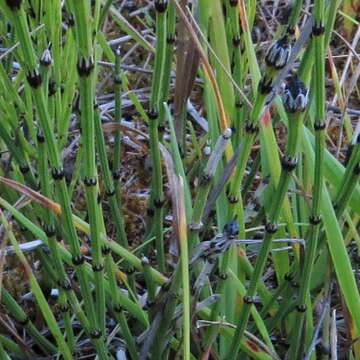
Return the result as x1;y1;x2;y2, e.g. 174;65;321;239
330;309;338;360
304;299;330;360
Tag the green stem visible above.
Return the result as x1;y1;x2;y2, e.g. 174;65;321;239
0;0;107;353
1;288;57;355
69;0;109;347
110;49;128;247
228;80;307;359
290;0;326;356
148;1;168;272
0;214;72;360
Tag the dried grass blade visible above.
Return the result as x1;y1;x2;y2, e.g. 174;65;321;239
0;177;61;214
173;1;200;146
160;144;190;359
172;0;231;153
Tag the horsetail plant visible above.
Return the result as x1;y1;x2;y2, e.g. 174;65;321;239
227;0;246;147
203;32;292;346
205;31;292;348
94;107;139;357
289;0;327;356
1;0;360;359
227;34;292;224
36;128;78;351
69;0;109;350
94;108;128;249
112;46;128;247
37;51;77;350
228;76;309;359
161;0;176;106
147;0;168;272
1;0;108;356
0;188;150;325
104;245;139;360
0;211;72;360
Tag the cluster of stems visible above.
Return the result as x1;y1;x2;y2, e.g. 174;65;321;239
228;75;309;358
289;0;326;356
0;0;358;359
0;0;109;357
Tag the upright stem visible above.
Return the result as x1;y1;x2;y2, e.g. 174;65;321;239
69;0;109;349
112;48;128;246
37;133;77;348
148;0;168;272
0;0;109;357
290;0;326;356
227;76;308;359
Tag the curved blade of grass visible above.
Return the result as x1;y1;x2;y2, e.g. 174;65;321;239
301;127;360;335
